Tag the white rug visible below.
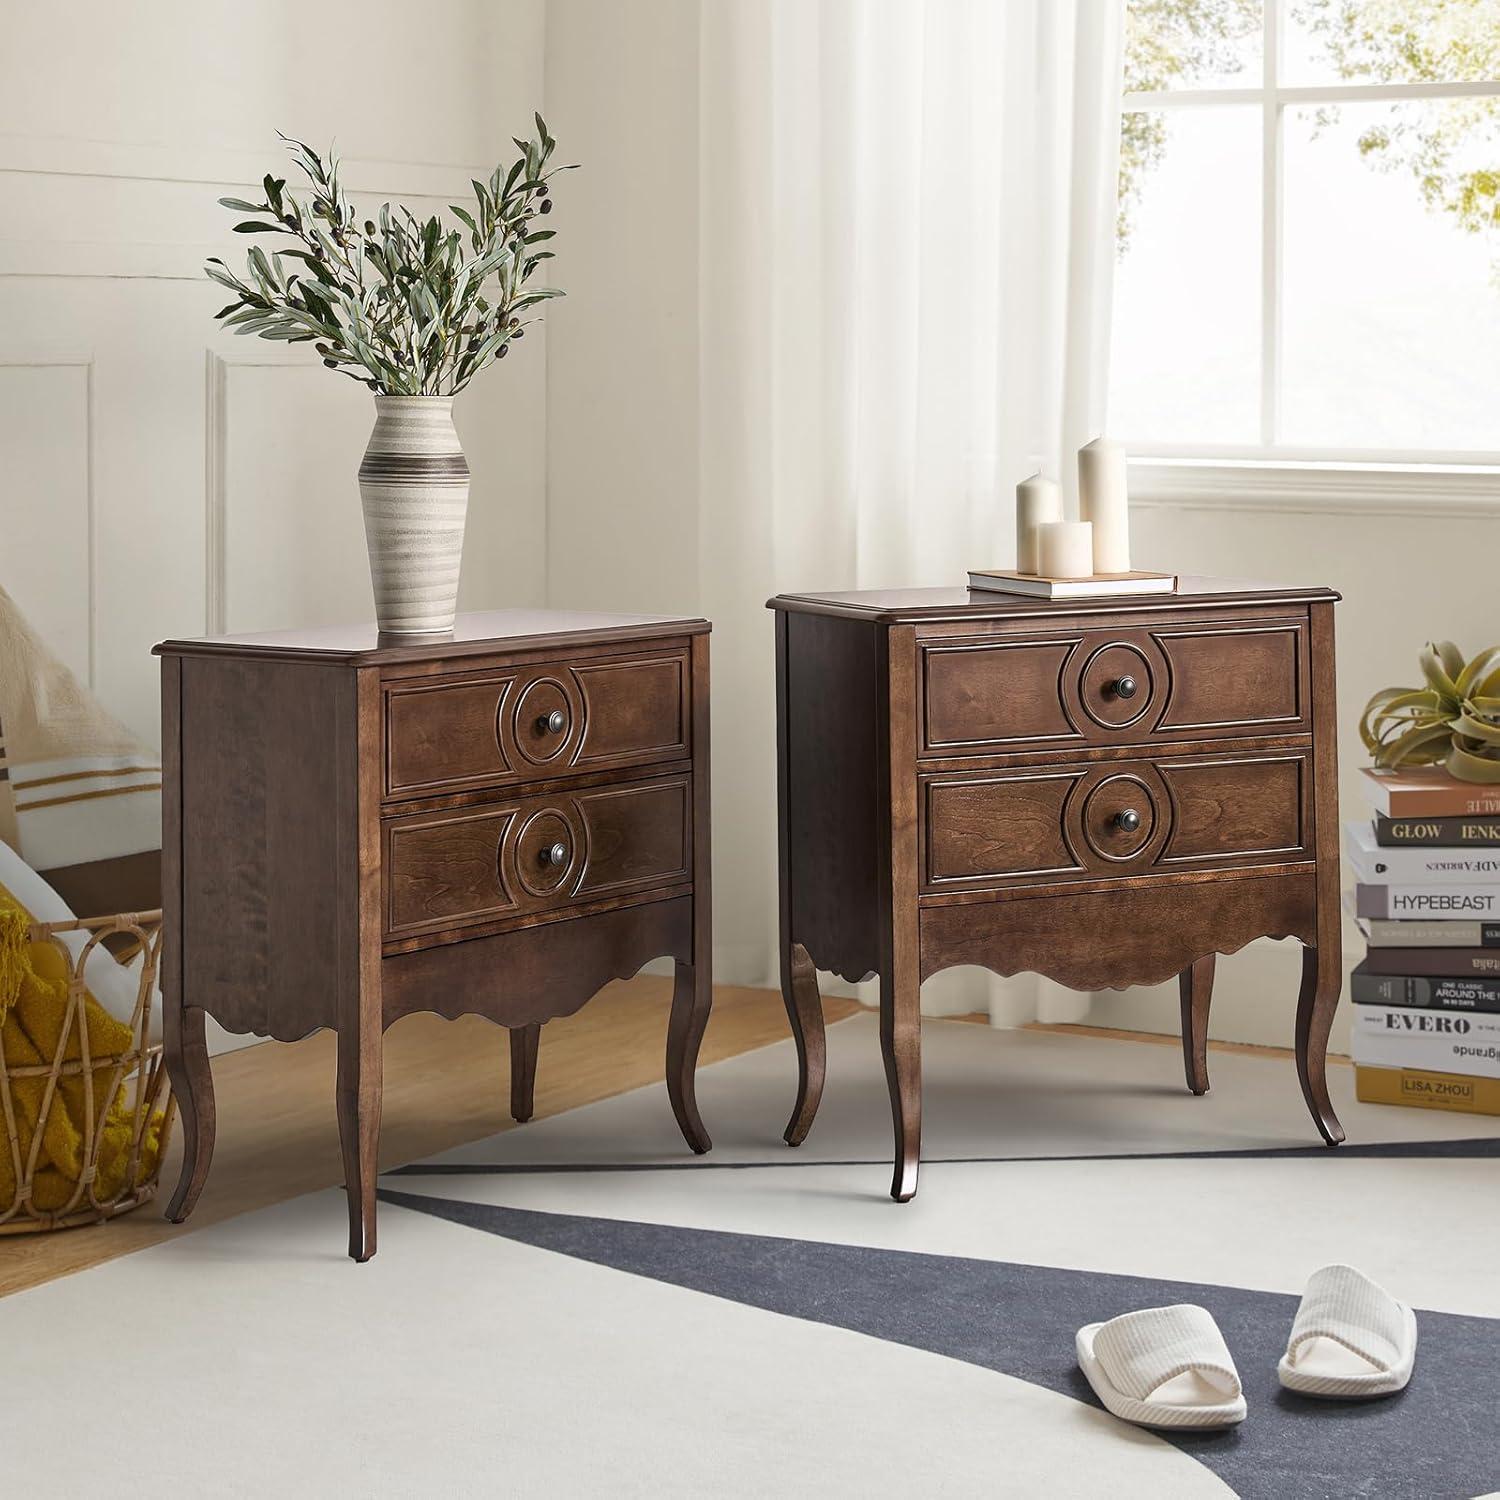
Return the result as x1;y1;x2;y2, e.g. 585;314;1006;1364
5;1015;1499;1499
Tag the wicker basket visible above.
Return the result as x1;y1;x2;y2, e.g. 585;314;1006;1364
0;910;175;1234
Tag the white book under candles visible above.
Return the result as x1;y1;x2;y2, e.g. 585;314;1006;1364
1078;437;1131;574
966;569;1176;600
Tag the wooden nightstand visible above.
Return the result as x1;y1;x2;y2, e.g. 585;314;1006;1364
770;579;1342;1201
156;610;711;1260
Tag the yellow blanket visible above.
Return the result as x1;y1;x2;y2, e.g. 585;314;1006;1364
0;898;163;1217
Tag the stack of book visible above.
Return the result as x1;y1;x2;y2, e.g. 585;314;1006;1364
1347;766;1500;1117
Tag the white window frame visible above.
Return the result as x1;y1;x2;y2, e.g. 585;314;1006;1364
1120;2;1500;505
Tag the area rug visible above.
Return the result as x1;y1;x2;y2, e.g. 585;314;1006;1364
5;1015;1499;1499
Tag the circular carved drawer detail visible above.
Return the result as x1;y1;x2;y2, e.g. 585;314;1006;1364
512;676;583;767
1062;763;1171;874
513;807;580;897
1079;774;1157;862
1076;642;1155;729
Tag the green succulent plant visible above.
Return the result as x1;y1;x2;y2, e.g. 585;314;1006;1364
1360;641;1500;784
205;116;570;396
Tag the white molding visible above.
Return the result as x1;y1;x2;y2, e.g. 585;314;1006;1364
0;238;219;282
1129;459;1500;519
1125;80;1500;109
1121;442;1500;465
0;135;502;282
0;132;494;201
0;355;97;685
203;349;316;635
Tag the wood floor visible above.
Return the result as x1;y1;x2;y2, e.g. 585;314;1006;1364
0;977;859;1300
0;982;1330;1301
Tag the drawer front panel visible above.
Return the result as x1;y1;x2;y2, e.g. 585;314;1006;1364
385;649;689;797
923;640;1076;749
925;773;1078;882
384;774;691;939
1155;626;1302;733
920;750;1310;893
917;616;1307;756
1159;756;1305;863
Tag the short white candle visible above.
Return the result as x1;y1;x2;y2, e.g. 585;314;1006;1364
1077;437;1130;574
1014;474;1063;574
1037;520;1094;579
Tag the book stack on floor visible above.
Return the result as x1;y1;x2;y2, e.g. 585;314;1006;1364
1348;767;1500;1117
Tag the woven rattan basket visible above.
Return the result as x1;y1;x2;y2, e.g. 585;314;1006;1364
0;910;175;1234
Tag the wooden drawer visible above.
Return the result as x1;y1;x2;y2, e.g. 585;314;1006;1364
384;648;689;798
383;773;691;941
920;749;1311;893
918;616;1308;756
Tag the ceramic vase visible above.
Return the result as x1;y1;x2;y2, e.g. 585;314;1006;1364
357;395;470;634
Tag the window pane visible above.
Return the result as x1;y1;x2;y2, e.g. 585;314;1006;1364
1281;100;1500;450
1111;107;1261;445
1284;0;1500;88
1125;0;1263;93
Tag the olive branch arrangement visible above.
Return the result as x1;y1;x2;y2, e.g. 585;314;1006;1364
1360;641;1500;784
205;116;570;395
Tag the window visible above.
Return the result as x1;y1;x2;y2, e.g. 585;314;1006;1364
1110;0;1500;463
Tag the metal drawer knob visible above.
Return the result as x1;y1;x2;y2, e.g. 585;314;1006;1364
544;841;569;868
1114;808;1141;834
1112;675;1138;700
538;709;567;735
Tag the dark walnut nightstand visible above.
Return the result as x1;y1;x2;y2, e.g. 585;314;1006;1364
769;579;1343;1201
156;610;711;1260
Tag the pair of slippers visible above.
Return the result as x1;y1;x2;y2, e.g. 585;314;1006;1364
1077;1264;1417;1430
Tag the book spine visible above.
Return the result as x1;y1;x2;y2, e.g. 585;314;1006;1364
1354;1065;1500;1116
1349;847;1500;883
1357;947;1500;978
1351;1006;1500;1078
1371;783;1500;817
1350;972;1500;1012
1355;884;1500;918
1375;816;1500;848
1360;919;1500;948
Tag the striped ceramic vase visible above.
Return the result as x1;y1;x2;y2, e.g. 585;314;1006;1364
357;395;470;634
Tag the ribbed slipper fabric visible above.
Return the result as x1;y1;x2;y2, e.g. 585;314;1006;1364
1277;1264;1417;1399
1077;1304;1248;1430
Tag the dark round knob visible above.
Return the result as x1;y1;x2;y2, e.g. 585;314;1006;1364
1112;675;1138;700
544;841;568;868
538;708;567;735
1114;808;1141;834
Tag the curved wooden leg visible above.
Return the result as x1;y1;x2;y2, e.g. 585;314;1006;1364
509;1024;540;1123
163;1005;215;1223
667;958;712;1153
782;941;827;1146
337;1020;382;1262
1296;944;1345;1146
881;961;921;1203
1178;954;1214;1096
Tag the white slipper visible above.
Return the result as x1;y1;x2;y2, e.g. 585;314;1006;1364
1076;1304;1247;1429
1277;1264;1417;1399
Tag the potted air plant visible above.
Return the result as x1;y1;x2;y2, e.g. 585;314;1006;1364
1361;642;1500;782
206;117;570;634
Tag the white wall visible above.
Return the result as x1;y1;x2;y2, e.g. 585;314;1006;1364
542;0;702;618
0;0;550;747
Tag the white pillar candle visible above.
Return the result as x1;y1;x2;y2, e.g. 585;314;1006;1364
1037;520;1094;579
1077;437;1131;574
1014;473;1063;574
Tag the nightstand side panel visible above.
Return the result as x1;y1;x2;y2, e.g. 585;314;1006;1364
777;610;883;983
176;654;354;1041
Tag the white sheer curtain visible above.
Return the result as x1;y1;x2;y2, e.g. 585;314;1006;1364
699;0;1126;1023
